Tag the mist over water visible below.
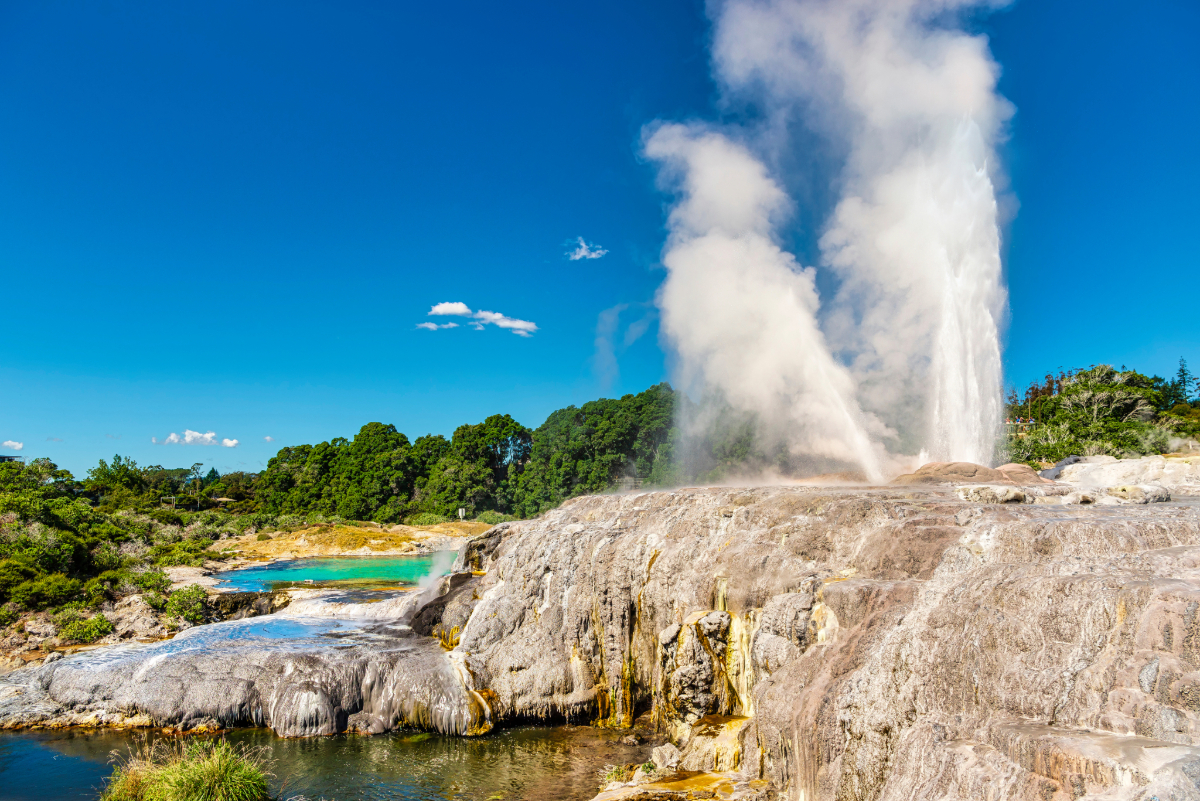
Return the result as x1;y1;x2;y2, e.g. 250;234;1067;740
648;0;1010;476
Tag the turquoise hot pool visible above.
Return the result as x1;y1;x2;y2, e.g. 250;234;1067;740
213;552;456;592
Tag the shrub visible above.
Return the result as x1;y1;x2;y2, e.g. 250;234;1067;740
0;559;38;603
151;540;223;567
102;737;272;801
255;533;272;542
61;613;113;643
165;584;208;625
474;511;515;525
405;513;449;527
53;601;87;629
148;508;184;527
0;606;17;627
10;574;82;610
142;591;167;611
91;542;124;573
130;569;172;595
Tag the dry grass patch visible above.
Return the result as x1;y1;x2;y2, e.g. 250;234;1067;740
229;521;492;559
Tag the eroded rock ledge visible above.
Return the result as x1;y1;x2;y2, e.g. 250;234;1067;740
4;485;1200;800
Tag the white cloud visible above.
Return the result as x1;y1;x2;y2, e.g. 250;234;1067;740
46;437;63;442
419;302;537;336
221;438;239;448
264;436;274;442
2;440;23;451
473;310;538;337
567;237;608;260
429;301;473;316
156;429;222;446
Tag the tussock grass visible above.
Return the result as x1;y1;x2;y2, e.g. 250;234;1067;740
102;736;273;801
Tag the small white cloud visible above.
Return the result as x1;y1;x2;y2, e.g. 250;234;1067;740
567;236;608;261
474;310;538;337
264;436;274;442
2;440;23;451
429;301;473;316
221;438;239;448
106;433;121;439
420;302;537;336
157;429;221;446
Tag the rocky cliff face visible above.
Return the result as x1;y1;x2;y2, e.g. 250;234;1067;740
446;486;1200;800
4;484;1200;800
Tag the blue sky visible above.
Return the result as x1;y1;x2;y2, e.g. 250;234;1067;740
1;0;1197;476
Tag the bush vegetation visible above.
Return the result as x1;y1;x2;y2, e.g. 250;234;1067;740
165;584;208;625
101;737;272;801
1007;359;1200;465
60;613;114;643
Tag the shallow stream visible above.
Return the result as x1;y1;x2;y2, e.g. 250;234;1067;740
0;725;646;800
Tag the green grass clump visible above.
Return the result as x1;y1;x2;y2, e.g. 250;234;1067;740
102;737;272;801
165;584;208;625
599;764;634;786
255;533;271;541
60;613;113;643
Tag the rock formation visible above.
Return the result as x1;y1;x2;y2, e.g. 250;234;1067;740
1057;454;1200;497
3;478;1200;799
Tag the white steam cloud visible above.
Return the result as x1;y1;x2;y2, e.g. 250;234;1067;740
648;0;1010;476
646;126;884;481
2;440;23;451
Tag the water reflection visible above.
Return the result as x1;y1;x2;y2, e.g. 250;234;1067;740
0;725;648;801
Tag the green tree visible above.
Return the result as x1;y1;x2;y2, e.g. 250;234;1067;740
513;383;677;518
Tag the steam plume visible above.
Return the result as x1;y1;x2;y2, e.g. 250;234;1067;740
649;0;1010;474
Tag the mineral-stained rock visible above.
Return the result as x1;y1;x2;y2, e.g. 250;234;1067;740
1059;454;1200;496
208;590;292;622
892;461;1006;484
108;594;165;640
651;742;682;771
1104;483;1172;504
955;484;1026;504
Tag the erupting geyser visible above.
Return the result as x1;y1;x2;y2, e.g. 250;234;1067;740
648;0;1010;476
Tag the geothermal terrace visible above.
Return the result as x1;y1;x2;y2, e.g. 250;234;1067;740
2;454;1200;801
